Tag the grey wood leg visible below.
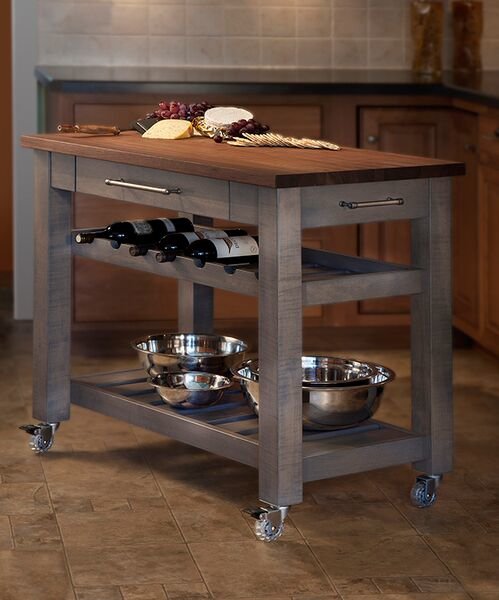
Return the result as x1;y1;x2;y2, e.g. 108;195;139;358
411;177;453;474
177;281;214;332
258;187;303;507
177;214;214;332
32;151;72;422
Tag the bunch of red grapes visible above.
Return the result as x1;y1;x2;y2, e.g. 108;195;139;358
213;119;270;143
148;100;213;121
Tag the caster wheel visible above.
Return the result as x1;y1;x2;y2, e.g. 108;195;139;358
410;474;441;508
30;433;54;454
19;423;59;454
255;517;284;542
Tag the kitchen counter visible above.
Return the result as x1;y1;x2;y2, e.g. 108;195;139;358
36;66;499;109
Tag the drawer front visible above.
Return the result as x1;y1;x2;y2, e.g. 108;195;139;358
479;114;499;167
76;158;230;219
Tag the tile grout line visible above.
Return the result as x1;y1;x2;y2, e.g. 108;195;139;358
134;434;215;599
38;457;80;600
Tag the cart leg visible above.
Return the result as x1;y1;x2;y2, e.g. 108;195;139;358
32;151;73;424
256;187;303;515
178;214;214;332
411;177;453;479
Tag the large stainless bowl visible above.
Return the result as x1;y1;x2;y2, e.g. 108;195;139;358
132;333;247;375
301;355;375;387
232;357;395;430
149;372;233;409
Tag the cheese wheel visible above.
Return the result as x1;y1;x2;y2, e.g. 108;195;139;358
142;119;193;139
204;106;254;129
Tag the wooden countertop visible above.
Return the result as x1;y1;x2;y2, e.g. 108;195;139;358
22;131;464;188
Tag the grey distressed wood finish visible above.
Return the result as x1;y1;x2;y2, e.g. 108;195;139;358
33;151;72;422
178;215;214;333
76;158;230;219
26;138;456;513
257;187;303;507
411;177;453;475
229;179;429;227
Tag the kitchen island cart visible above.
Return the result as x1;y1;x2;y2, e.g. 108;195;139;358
21;132;463;540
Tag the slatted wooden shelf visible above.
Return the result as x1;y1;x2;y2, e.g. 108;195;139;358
71;369;426;481
72;237;422;305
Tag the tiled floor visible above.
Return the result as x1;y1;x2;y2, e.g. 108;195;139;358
1;288;499;600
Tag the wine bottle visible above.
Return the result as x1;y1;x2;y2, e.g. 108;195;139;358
74;217;194;249
185;235;259;268
155;228;248;263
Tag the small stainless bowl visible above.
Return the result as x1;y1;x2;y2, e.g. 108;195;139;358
232;357;395;430
132;333;247;376
301;355;375;387
149;371;233;409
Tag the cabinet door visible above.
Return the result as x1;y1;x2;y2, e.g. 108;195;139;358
446;111;479;336
358;107;449;320
479;166;499;356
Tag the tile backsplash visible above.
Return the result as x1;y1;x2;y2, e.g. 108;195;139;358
38;0;499;69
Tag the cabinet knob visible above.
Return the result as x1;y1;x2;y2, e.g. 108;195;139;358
366;135;379;144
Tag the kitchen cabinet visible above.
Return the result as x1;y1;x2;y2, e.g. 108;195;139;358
21;130;461;537
478;109;499;356
358;106;480;336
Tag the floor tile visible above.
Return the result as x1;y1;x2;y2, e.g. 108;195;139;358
459;498;499;533
10;513;61;549
0;515;13;549
426;533;499;593
75;587;122;600
0;549;74;600
291;502;416;540
0;452;45;484
305;473;386;504
90;498;131;512
312;536;448;579
120;584;167;600
411;575;465;593
394;499;486;535
332;579;379;595
58;508;183;547
66;543;202;587
0;482;52;515
42;450;161;501
170;497;255;543
340;594;470;600
189;540;335;598
371;578;419;593
164;581;212;599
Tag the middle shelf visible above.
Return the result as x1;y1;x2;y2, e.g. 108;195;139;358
72;238;423;306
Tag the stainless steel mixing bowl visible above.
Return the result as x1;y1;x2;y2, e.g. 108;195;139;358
301;355;375;387
232;357;395;430
132;333;247;375
149;371;233;409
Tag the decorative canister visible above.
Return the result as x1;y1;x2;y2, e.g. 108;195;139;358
452;0;483;72
411;0;444;78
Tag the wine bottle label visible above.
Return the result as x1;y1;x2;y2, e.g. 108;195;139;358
158;218;176;232
182;231;205;244
130;220;154;235
197;229;230;240
210;236;259;259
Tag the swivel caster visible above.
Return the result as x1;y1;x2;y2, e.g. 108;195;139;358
410;474;442;508
244;503;289;542
19;422;59;454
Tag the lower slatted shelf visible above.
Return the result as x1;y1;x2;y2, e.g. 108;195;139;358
71;369;426;481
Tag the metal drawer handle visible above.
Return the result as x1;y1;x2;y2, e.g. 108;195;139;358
104;178;182;195
339;197;404;210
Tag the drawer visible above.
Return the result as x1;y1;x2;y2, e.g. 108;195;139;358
479;114;499;167
229;179;430;227
76;158;230;219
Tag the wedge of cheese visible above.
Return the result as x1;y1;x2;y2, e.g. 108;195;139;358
142;119;193;139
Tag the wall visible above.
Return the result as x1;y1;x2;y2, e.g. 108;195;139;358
0;0;12;283
38;0;499;70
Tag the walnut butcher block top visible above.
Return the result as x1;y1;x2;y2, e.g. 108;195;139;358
22;132;464;188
